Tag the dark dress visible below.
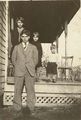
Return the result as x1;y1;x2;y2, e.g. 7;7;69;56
31;41;42;69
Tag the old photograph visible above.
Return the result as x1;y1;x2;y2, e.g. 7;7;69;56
0;0;81;120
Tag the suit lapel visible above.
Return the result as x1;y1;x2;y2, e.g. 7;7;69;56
25;43;31;55
19;43;24;54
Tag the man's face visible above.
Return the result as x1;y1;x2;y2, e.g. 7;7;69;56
21;33;30;43
17;20;23;28
33;35;39;42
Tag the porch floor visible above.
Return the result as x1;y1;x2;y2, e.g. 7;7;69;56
7;76;81;85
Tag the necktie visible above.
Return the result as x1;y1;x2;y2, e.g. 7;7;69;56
24;43;26;50
24;43;28;51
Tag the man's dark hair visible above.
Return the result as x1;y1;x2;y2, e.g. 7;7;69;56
16;17;24;23
20;29;30;36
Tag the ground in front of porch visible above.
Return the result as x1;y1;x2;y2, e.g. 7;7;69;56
0;104;81;120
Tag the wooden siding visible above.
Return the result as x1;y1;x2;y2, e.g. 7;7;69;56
0;1;6;96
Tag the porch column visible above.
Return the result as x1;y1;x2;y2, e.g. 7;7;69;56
56;36;58;53
64;21;68;80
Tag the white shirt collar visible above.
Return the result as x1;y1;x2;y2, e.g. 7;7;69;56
22;42;29;46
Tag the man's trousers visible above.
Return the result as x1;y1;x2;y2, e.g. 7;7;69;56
13;69;35;112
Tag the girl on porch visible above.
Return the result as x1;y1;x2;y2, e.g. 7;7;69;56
46;43;59;83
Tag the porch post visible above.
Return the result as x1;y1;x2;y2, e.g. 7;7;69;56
56;36;58;53
64;21;68;80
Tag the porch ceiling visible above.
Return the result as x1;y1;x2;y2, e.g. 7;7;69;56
10;0;80;43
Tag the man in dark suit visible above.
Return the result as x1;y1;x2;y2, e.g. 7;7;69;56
10;17;25;58
8;17;25;77
11;17;25;47
12;29;38;116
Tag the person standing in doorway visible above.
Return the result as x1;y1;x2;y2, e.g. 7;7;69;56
11;17;25;47
11;17;25;56
11;29;38;117
9;17;25;77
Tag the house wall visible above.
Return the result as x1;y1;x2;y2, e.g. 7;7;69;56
0;1;7;105
58;8;81;67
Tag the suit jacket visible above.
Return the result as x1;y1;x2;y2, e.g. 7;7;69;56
12;43;38;77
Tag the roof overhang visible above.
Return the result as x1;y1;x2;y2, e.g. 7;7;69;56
9;0;80;43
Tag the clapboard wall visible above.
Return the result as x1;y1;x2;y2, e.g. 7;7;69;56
0;1;6;102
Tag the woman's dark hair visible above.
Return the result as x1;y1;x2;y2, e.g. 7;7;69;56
33;32;39;37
